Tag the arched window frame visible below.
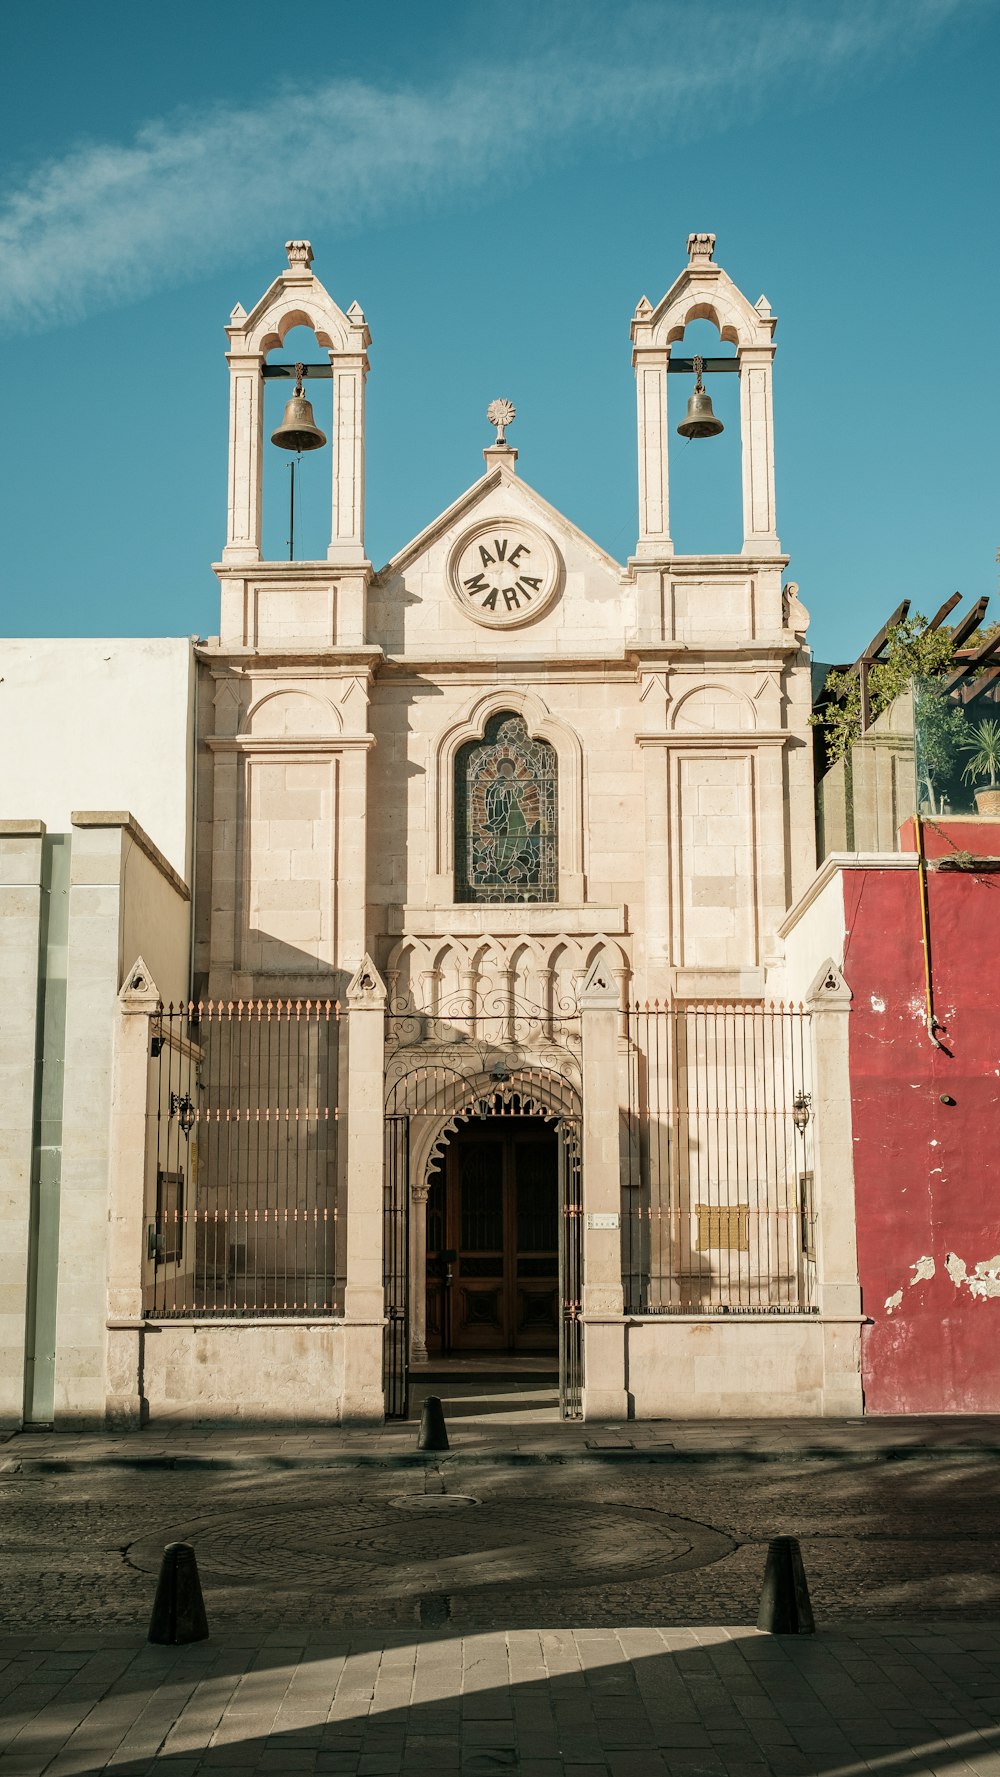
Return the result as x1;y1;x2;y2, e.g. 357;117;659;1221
430;690;585;906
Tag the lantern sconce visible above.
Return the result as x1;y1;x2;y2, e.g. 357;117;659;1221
169;1091;197;1137
792;1090;812;1135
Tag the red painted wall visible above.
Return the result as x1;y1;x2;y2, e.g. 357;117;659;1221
845;820;1000;1412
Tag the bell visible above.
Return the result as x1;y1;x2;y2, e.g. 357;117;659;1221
270;364;326;453
676;360;724;441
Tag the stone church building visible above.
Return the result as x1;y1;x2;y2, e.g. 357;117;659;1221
0;234;862;1430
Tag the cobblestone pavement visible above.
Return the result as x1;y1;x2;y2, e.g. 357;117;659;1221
4;1438;1000;1773
2;1450;1000;1633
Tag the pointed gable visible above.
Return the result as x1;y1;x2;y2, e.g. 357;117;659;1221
369;466;634;659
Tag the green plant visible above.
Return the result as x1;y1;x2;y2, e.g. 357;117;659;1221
959;717;1000;790
811;615;957;767
913;680;968;814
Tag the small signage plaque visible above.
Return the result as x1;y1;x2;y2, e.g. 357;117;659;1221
587;1212;620;1231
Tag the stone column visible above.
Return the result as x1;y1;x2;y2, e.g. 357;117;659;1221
737;344;780;556
336;743;373;969
0;822;45;1428
223;352;264;565
579;953;628;1421
807;958;863;1414
105;959;160;1429
632;348;672;558
329;352;368;565
342;955;387;1424
410;1181;430;1366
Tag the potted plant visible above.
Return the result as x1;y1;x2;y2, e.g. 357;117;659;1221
959;716;1000;815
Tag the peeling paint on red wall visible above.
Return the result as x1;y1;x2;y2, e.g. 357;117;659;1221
845;820;1000;1413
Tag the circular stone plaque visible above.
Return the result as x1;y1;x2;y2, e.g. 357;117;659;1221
447;519;562;629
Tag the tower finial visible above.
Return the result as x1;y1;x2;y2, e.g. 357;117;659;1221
486;398;516;446
285;240;314;271
686;232;716;267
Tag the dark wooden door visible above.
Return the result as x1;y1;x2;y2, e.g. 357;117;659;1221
426;1118;559;1353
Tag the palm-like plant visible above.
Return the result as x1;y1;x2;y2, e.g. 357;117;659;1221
959;717;1000;790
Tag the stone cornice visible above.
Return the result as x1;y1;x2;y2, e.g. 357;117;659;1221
777;851;919;939
636;730;793;747
70;811;190;901
387;904;627;937
196;644;384;669
206;735;375;753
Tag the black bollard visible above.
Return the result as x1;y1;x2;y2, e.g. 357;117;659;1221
417;1394;450;1451
148;1542;210;1645
757;1535;815;1634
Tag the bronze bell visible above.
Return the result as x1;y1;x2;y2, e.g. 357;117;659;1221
676;357;724;440
270;363;327;453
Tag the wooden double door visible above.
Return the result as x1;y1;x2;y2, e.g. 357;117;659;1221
426;1117;560;1353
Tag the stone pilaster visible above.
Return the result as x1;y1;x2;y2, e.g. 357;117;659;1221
579;952;628;1421
342;955;387;1423
104;958;160;1429
807;958;864;1414
738;343;779;556
0;822;45;1428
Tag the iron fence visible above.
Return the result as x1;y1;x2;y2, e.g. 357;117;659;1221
624;1002;816;1314
145;998;341;1317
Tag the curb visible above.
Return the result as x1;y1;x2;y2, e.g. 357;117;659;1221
4;1444;999;1476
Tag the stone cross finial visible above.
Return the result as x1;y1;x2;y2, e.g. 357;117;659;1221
285;240;314;270
487;398;516;446
686;232;716;266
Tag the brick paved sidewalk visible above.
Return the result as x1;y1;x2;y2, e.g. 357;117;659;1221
2;1624;1000;1776
4;1414;1000;1475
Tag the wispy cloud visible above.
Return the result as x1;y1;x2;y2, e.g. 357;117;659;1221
0;0;974;333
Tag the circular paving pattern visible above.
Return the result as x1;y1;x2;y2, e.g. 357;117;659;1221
126;1494;734;1601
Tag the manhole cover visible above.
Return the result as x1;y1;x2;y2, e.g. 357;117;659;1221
126;1499;734;1598
388;1494;481;1509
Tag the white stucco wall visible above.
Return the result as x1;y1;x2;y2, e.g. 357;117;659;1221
0;639;195;878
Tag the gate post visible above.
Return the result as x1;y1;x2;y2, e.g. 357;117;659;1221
342;955;387;1424
579;953;628;1421
105;957;160;1429
806;959;863;1414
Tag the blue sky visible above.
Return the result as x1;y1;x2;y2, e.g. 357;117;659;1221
0;0;997;665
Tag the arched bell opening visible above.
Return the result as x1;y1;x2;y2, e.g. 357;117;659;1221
262;322;332;562
667;317;741;555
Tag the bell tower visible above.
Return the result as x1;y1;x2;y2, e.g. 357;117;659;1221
215;240;373;652
631;231;779;562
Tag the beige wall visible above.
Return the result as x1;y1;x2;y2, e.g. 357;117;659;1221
626;1317;859;1416
142;1322;345;1424
0;639;195;878
54;814;190;1426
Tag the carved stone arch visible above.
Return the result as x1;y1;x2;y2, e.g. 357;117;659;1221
645;264;774;354
242;687;342;738
670;683;756;734
432;685;585;901
386;1056;583;1215
246;295;352;357
664;295;744;348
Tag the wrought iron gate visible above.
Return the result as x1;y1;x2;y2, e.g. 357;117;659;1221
558;1119;583;1420
624;1001;815;1314
383;1115;409;1418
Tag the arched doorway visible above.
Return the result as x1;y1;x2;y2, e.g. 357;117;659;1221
383;1060;582;1419
427;1114;560;1356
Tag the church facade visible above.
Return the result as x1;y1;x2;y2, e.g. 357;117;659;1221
0;234;864;1429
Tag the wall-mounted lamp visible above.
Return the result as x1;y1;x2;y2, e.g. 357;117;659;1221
792;1090;812;1135
169;1091;197;1137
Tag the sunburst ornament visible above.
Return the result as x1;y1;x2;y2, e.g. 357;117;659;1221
486;399;516;445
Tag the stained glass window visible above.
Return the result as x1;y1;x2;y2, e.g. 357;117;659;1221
455;713;558;903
